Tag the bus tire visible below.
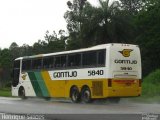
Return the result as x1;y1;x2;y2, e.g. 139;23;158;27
108;97;120;103
70;86;81;103
81;87;92;103
18;87;27;99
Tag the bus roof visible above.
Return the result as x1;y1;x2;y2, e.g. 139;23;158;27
15;43;137;60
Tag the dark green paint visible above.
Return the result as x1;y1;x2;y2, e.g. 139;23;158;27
34;72;50;97
28;72;43;97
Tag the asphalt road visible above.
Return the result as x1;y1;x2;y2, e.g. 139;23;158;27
0;97;159;120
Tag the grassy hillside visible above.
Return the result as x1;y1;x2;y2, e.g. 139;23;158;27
131;69;160;103
142;69;160;97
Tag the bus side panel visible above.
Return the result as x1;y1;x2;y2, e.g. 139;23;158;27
16;72;141;98
42;70;108;98
64;79;107;98
41;71;65;97
19;71;65;98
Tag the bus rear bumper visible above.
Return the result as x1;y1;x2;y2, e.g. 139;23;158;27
106;87;141;97
91;87;141;99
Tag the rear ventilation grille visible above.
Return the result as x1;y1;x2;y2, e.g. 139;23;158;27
92;81;103;96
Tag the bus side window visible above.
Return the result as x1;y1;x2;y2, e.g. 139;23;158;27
74;54;81;67
68;55;74;67
43;57;54;69
68;54;81;67
32;58;42;70
61;56;66;68
55;56;61;68
98;50;105;66
82;51;97;67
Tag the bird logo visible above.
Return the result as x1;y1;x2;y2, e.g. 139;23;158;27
22;74;27;80
119;49;133;57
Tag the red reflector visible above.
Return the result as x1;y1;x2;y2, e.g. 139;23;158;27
114;80;135;83
108;79;112;87
114;80;135;84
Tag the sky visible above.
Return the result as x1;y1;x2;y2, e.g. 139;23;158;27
0;0;99;49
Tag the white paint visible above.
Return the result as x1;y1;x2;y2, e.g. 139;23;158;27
108;44;141;79
49;67;107;80
12;72;36;97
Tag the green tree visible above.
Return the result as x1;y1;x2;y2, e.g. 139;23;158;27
64;0;87;49
0;49;12;68
0;49;12;88
119;0;144;15
9;42;20;61
65;0;137;49
94;0;138;44
19;44;33;56
32;40;47;54
44;30;66;53
135;0;160;76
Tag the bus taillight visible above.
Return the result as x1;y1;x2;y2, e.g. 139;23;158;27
108;79;112;87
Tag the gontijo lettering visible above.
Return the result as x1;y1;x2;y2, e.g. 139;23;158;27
114;59;137;64
53;71;77;78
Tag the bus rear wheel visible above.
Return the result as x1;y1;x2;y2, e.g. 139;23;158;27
70;86;81;103
81;87;92;103
18;87;27;99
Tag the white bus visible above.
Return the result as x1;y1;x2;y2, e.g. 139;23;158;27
12;43;142;103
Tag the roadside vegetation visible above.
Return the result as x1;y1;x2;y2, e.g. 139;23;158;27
130;69;160;103
142;69;160;97
0;87;11;97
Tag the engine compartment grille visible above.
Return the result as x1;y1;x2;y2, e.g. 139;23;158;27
92;81;103;96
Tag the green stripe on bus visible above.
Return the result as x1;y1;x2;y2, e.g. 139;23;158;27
34;72;50;97
28;72;43;97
